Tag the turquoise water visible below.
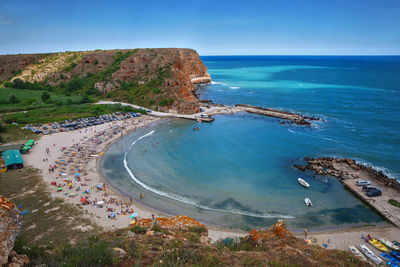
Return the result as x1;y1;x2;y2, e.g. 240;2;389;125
101;56;400;230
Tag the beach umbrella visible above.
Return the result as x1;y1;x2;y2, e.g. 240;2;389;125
80;197;86;202
57;187;62;191
97;201;105;205
96;184;102;188
75;173;80;176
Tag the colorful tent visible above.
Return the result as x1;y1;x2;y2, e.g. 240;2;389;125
2;150;24;169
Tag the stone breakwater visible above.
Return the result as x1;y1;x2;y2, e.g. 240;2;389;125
235;104;321;126
294;157;400;227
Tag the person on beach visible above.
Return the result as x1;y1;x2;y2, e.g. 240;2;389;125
140;193;143;199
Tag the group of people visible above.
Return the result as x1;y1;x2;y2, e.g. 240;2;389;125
44;116;157;226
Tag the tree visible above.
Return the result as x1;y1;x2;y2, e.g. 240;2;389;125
8;94;18;104
41;92;51;102
80;94;91;104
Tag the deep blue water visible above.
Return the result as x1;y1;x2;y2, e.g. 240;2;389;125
101;56;400;230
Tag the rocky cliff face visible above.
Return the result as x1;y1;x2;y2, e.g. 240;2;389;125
0;196;29;266
0;48;211;114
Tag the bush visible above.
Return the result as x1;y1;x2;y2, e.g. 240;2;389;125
41;91;51;102
184;232;200;243
0;125;6;133
389;199;400;207
152;88;161;94
8;94;19;104
159;99;168;106
131;225;147;234
80;94;92;104
188;226;207;234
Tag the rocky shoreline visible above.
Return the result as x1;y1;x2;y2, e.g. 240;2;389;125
295;157;400;227
294;157;399;191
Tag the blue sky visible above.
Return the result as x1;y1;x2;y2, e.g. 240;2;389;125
0;0;399;55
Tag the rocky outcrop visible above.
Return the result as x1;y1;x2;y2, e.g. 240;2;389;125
0;196;28;266
0;54;49;82
295;157;399;191
250;220;293;242
94;81;121;94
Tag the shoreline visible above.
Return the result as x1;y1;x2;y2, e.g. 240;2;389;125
22;112;400;247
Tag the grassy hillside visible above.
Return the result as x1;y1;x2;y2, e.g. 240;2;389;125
1;48;209;113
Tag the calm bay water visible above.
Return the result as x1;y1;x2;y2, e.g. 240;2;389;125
101;56;400;230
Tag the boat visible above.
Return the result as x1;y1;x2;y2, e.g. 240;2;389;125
360;244;382;265
391;251;400;261
380;253;400;264
387;261;400;267
369;238;389;252
348;245;367;261
304;198;313;207
380;237;400;251
298;178;310;188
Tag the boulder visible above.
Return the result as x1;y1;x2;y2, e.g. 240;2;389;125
0;196;22;266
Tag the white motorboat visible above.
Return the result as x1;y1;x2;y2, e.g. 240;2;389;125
348;245;367;262
298;178;310;188
379;237;400;251
304;198;313;207
360;244;382;265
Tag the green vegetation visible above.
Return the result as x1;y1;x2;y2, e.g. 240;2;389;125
131;225;147;234
0;88;81;113
41;91;51;102
389;199;400;207
8;93;18;103
3;103;145;124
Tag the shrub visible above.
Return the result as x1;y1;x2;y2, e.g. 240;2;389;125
131;225;147;234
0;125;6;133
188;226;207;234
389;199;400;207
152;88;161;94
94;60;98;65
184;232;200;243
41;91;51;102
159;99;168;106
0;136;3;143
8;94;19;104
80;94;92;104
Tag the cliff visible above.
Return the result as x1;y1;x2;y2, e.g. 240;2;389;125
0;48;211;113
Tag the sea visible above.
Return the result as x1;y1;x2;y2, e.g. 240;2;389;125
101;56;400;230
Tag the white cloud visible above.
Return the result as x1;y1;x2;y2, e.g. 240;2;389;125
0;15;12;24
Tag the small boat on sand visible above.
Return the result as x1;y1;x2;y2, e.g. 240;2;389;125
360;244;382;265
349;245;367;261
380;253;400;265
298;178;310;188
369;238;388;252
380;237;400;251
304;198;313;207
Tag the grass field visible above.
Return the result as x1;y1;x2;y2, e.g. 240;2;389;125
0;87;82;113
0;167;103;246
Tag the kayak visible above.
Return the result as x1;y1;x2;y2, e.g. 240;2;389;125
349;245;367;261
380;237;400;251
360;244;382;265
298;178;310;188
304;198;313;207
369;238;388;252
381;253;400;264
391;251;400;261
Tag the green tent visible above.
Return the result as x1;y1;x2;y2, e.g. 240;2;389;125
2;150;24;169
25;140;35;146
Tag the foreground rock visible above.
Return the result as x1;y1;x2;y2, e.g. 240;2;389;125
0;196;29;266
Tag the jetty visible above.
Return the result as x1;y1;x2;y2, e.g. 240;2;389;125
97;101;319;125
295;157;400;227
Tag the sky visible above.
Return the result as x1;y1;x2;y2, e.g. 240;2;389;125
0;0;400;55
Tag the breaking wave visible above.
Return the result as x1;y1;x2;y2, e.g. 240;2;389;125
123;131;295;219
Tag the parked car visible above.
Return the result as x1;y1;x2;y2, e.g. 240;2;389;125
367;188;382;197
356;180;371;186
362;185;379;191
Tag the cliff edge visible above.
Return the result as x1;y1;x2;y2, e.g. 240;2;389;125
0;48;211;113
